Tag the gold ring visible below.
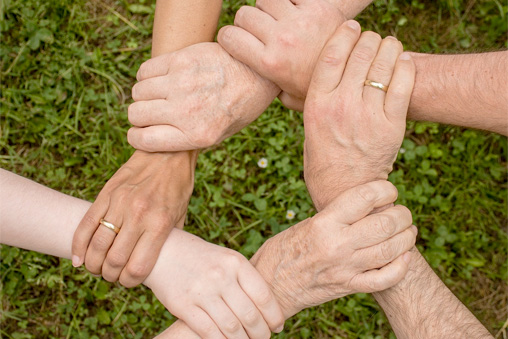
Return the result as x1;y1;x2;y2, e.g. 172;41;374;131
364;79;388;92
99;218;120;234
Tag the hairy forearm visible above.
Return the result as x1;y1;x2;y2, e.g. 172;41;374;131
373;248;492;338
408;51;508;135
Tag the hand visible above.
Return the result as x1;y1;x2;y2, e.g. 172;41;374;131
302;21;416;210
71;150;197;287
251;181;416;318
218;0;346;110
144;229;284;339
127;42;280;152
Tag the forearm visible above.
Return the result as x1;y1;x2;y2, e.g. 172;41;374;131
408;51;508;135
152;0;222;57
373;248;492;338
327;0;373;18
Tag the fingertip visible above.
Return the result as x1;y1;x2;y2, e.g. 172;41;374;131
345;20;360;31
72;255;83;267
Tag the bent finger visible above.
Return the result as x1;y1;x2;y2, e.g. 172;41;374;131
127;126;193;152
384;52;416;124
348;204;413;249
235;6;276;43
355;226;417;270
72;193;109;267
128;100;173;127
238;264;285;333
84;211;122;275
201;298;249;339
352;251;412;293
136;53;173;81
101;221;143;282
217;25;265;73
308;20;361;95
131;76;171;101
255;0;295;20
119;231;166;287
179;306;226;339
322;180;399;225
363;36;403;108
339;31;382;94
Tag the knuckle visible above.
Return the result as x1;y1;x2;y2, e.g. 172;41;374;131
200;321;218;338
125;262;150;281
243;307;261;326
208;265;227;282
377;214;396;236
254;287;273;307
260;54;279;72
356;184;377;204
352;46;375;63
370;60;393;75
106;250;128;268
320;45;345;67
90;234;112;252
224;319;241;333
276;32;297;48
380;240;393;263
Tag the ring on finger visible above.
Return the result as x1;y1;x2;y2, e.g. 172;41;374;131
99;218;120;235
364;79;388;92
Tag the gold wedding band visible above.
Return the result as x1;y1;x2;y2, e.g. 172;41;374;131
99;218;120;234
364;79;388;92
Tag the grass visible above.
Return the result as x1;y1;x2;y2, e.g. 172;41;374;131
1;0;507;337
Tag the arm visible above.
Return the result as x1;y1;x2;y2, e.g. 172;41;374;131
373;249;493;338
407;51;508;135
71;0;222;287
301;23;492;337
0;170;416;337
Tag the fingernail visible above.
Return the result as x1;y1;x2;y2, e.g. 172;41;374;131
399;52;411;60
72;255;82;267
347;20;360;30
90;273;101;278
385;36;398;41
411;225;418;235
275;325;284;333
403;252;412;264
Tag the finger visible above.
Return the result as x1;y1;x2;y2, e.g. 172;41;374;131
348;205;413;249
307;20;361;95
131;76;170;101
363;36;403;108
234;6;276;43
339;31;382;94
127;126;194;152
222;286;272;339
238;265;285;333
352;251;412;293
322;180;399;225
384;52;416;124
278;92;304;111
136;53;173;81
72;193;109;267
355;225;417;270
255;0;295;20
180;306;226;339
84;210;122;275
101;221;143;282
118;231;166;287
128;100;173;127
201;299;249;339
217;25;264;71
